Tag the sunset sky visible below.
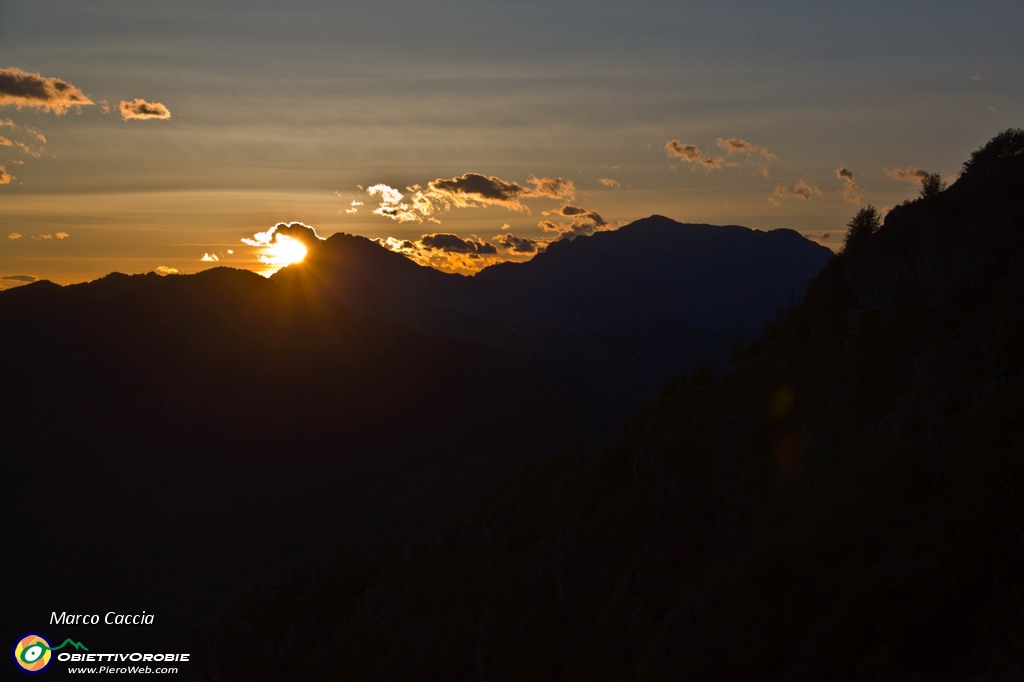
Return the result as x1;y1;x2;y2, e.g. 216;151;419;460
2;0;1022;288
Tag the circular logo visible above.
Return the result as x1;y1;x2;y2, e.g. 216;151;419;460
13;634;52;674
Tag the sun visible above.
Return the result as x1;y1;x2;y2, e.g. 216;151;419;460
261;234;308;267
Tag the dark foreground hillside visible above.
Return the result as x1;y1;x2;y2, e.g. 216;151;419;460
0;215;827;666
176;137;1024;680
0;268;609;655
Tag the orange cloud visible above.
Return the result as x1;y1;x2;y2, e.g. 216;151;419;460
0;120;46;158
666;138;761;174
119;98;171;121
665;140;703;161
599;177;621;188
0;165;11;185
367;173;570;223
773;181;823;202
495;233;542;253
420;232;497;255
668;136;777;176
835;167;864;204
539;205;610;239
715;137;757;153
525;175;575;200
885;166;930;185
427;173;529;211
0;118;44;142
0;67;93;114
375;232;503;274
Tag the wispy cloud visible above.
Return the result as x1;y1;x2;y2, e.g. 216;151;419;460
885;166;930;185
0;67;93;114
772;180;823;203
598;177;621;188
539;204;610;239
665;140;703;162
0;119;46;158
835;167;864;204
119;98;171;121
699;157;724;171
667;136;776;175
495;233;542;253
525;175;575;200
0;274;39;291
7;230;70;239
715;137;755;154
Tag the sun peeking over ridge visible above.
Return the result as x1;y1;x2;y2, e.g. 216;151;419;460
241;222;323;273
265;235;307;266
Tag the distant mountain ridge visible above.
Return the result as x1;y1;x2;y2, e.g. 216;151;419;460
473;217;827;330
273;215;832;410
276;215;829;332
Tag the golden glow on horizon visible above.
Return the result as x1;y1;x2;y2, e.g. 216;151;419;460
259;234;308;267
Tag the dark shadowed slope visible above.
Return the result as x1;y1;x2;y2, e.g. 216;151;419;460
176;142;1024;681
0;266;608;654
0;214;830;664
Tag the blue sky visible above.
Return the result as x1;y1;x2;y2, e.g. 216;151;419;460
2;0;1022;284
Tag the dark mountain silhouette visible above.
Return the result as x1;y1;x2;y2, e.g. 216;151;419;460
473;218;826;331
0;267;606;656
174;137;1024;680
274;218;831;410
1;215;828;660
